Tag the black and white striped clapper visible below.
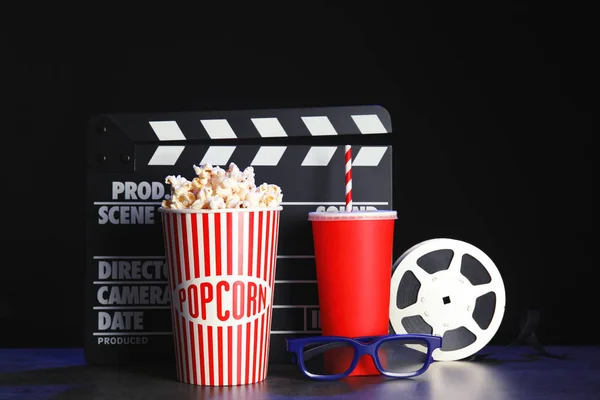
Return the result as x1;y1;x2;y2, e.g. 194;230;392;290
85;105;393;365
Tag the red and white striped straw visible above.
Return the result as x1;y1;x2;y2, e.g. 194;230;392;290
345;145;352;212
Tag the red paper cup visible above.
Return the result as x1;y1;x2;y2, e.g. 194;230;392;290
160;207;282;386
308;210;397;377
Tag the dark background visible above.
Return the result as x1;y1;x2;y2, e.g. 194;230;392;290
3;3;595;348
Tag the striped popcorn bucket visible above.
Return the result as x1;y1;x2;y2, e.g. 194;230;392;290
159;206;282;386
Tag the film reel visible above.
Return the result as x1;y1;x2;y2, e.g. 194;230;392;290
389;238;506;361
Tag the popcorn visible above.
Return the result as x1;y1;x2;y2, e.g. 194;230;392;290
193;163;212;176
208;196;225;210
198;186;213;201
246;190;263;208
175;192;196;208
237;200;251;209
225;194;241;209
242;166;255;183
162;162;283;210
192;176;208;188
258;183;269;193
215;185;233;200
191;199;207;210
260;193;279;208
222;177;237;188
235;186;250;203
166;175;192;195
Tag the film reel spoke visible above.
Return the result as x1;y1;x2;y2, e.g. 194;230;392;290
427;319;447;337
397;301;427;318
405;264;432;284
471;283;495;298
464;319;485;339
447;250;464;275
432;326;450;338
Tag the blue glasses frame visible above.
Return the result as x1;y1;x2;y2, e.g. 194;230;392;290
286;333;442;380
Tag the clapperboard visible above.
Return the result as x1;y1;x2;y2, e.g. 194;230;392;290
85;105;393;365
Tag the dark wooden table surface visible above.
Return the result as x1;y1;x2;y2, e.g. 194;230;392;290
1;346;598;399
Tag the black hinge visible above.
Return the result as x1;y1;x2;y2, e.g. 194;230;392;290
86;115;135;173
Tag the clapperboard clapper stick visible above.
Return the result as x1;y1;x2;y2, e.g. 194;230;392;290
85;105;393;365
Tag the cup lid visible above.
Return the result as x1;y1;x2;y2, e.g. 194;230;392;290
308;210;397;221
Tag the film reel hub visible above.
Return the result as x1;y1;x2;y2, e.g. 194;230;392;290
416;270;477;334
